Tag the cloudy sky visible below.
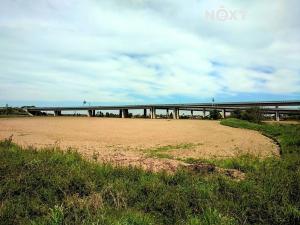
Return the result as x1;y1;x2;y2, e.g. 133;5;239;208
0;0;299;106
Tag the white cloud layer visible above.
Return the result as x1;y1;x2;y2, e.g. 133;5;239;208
0;0;299;104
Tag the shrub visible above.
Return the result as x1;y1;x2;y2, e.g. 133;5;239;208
209;109;222;120
241;107;263;123
230;109;242;119
229;107;263;123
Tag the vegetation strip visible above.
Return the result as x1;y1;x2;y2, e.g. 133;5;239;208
144;143;200;159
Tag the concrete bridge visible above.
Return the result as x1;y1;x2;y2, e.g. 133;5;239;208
24;100;300;121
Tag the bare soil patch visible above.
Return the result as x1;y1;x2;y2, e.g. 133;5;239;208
0;117;279;172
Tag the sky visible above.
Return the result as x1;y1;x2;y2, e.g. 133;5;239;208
0;0;300;107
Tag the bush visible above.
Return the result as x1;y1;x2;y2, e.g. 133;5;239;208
230;107;263;124
241;107;263;123
230;109;242;119
209;109;222;120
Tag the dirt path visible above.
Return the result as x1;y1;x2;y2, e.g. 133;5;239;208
0;117;279;172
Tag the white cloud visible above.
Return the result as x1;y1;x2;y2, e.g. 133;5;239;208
0;0;299;104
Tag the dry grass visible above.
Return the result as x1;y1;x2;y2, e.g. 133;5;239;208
0;117;279;172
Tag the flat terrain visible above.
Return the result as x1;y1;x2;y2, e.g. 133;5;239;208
0;117;278;171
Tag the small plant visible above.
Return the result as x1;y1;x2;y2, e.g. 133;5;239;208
0;135;13;148
49;205;64;225
92;151;100;161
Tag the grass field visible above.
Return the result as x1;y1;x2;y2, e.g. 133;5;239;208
0;119;299;224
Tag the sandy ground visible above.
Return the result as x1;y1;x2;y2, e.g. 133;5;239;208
0;117;279;172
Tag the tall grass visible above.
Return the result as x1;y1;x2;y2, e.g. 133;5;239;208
0;119;300;224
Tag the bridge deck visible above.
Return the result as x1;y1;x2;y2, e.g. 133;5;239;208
25;100;300;112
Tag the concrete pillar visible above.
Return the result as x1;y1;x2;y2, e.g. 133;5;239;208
54;110;61;116
166;109;169;118
23;108;34;117
143;109;147;118
92;110;96;117
221;109;226;119
119;109;122;118
275;111;280;121
191;110;194;119
275;106;280;121
88;110;93;117
122;109;129;118
150;107;156;119
173;108;179;119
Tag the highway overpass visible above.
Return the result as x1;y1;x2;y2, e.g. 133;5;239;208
24;100;300;121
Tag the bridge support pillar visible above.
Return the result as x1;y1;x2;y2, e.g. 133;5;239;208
275;106;280;121
122;109;129;118
150;107;156;119
203;108;206;118
173;108;179;119
221;109;226;119
143;109;147;118
275;111;280;121
88;110;94;117
54;111;61;116
25;109;34;117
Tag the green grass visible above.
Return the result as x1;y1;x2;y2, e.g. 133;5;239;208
184;154;264;173
1;119;300;224
221;118;300;155
145;143;200;159
187;118;300;173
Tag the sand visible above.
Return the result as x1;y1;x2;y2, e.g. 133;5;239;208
0;117;279;172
